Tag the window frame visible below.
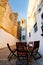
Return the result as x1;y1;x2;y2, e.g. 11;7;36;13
34;22;38;33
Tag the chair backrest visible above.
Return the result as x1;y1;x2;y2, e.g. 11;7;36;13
29;42;33;47
28;42;33;51
16;42;27;51
33;41;40;49
7;43;12;52
16;42;27;57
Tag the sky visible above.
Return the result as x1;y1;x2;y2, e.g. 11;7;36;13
8;0;29;20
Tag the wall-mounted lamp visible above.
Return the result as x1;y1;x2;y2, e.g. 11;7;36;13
20;20;25;29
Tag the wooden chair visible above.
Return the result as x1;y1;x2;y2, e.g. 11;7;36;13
33;41;42;60
28;42;34;57
28;41;41;60
28;42;34;51
16;42;28;65
7;43;17;61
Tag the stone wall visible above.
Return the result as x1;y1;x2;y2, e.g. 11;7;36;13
0;0;18;38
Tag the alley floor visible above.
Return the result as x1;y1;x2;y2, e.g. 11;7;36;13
0;46;43;65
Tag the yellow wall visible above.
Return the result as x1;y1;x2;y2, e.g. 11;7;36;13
0;1;18;38
12;26;17;38
0;6;5;27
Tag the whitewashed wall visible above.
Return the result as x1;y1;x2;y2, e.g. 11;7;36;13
27;5;43;55
0;29;19;48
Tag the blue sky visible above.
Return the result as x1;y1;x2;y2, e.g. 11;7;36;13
8;0;29;20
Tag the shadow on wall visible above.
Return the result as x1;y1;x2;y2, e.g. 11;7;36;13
0;29;19;48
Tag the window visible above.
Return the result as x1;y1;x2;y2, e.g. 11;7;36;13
41;22;43;36
34;22;38;33
22;35;25;40
29;32;31;37
41;13;43;19
38;8;41;12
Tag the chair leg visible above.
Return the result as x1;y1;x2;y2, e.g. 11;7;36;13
38;52;42;58
32;52;42;60
13;54;17;57
8;53;17;61
25;53;28;65
8;54;13;61
8;53;11;58
13;49;17;57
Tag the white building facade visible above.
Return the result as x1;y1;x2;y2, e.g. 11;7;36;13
28;0;43;55
27;0;40;43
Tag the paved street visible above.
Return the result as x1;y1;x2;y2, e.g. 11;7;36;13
0;46;43;65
